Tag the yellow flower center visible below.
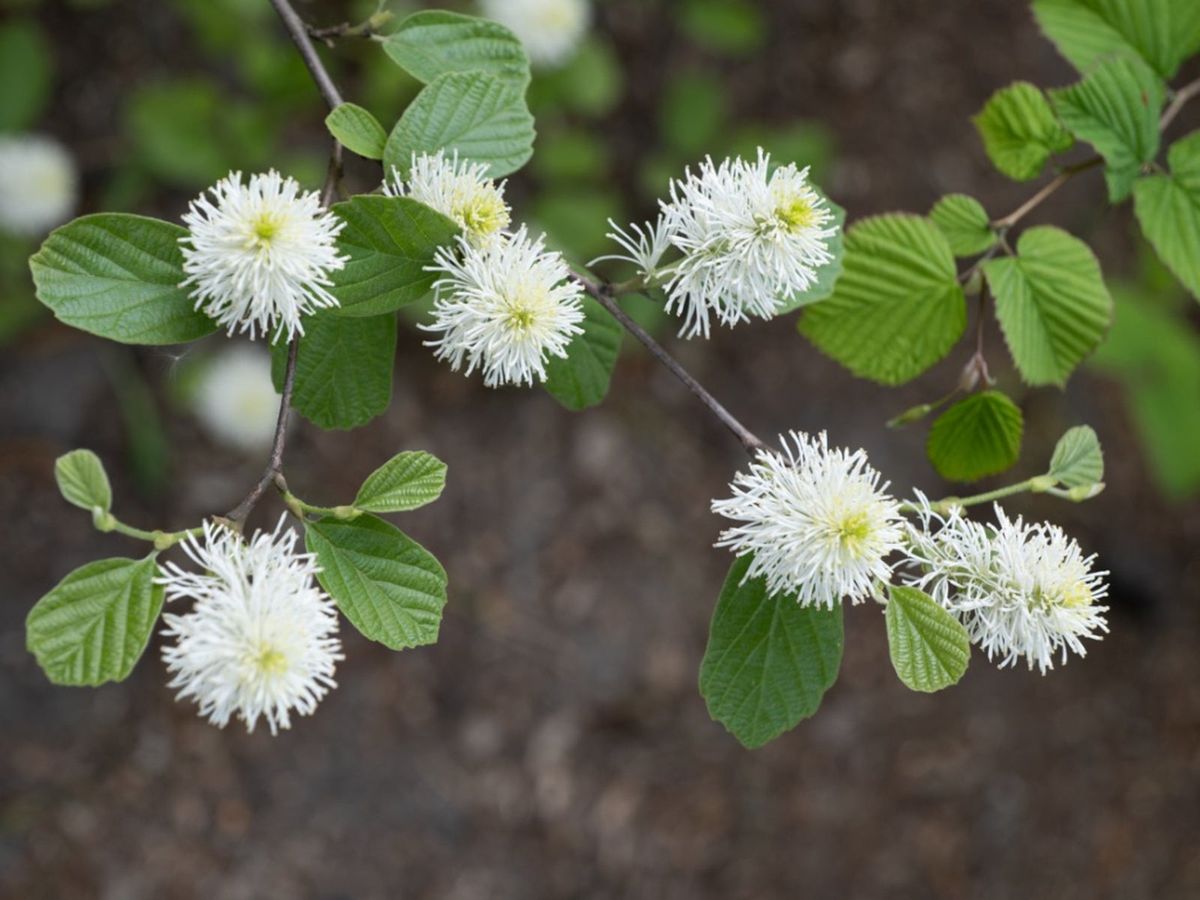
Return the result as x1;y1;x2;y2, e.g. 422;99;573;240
505;304;538;332
254;645;289;675
776;197;817;231
458;194;510;241
250;213;283;248
835;511;872;555
1059;581;1094;609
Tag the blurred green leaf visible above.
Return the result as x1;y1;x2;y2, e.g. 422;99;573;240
680;0;767;56
532;128;609;182
1132;131;1200;301
660;70;727;155
533;187;626;262
530;39;623;117
927;390;1024;482
0;19;51;130
973;81;1073;182
724;122;833;183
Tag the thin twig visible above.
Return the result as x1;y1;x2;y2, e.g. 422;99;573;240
267;0;344;109
990;156;1102;231
1160;76;1200;133
572;272;766;455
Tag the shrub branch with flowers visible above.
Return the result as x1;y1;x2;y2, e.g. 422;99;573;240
21;0;1200;748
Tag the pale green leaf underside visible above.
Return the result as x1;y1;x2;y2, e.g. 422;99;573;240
885;585;970;693
55;449;112;513
306;515;448;650
354;451;448;513
1050;55;1164;202
1032;0;1200;80
325;102;388;160
1132;131;1200;301
29;214;217;345
544;297;622;410
972;81;1073;182
982;225;1112;386
384;71;535;179
383;10;530;85
26;555;163;686
699;555;843;749
1048;424;1105;487
929;194;996;257
272;312;397;430
799;213;966;386
927;390;1024;483
329;195;459;317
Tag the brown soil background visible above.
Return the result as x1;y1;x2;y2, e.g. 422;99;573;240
2;1;1199;897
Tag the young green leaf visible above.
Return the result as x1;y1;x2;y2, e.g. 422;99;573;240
929;194;996;257
927;390;1024;482
354;451;448;513
26;555;164;686
1132;131;1200;301
305;515;447;650
328;196;459;317
29;214;218;345
382;10;530;86
543;297;622;410
798;214;966;385
272;312;397;430
698;555;844;749
54;449;112;514
325;103;388;160
775;192;846;312
1050;55;1165;202
384;71;536;179
1048;424;1104;488
982;226;1112;386
972;82;1073;182
885;585;970;693
1032;0;1200;80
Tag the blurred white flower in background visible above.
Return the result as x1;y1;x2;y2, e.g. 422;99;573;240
180;170;346;342
658;150;837;338
0;134;77;237
713;431;904;607
480;0;590;67
190;343;280;453
159;516;343;735
425;225;585;387
385;151;511;247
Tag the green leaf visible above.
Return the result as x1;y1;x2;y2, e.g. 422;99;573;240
798;214;966;385
55;449;112;513
329;196;459;317
543;297;622;410
698;556;844;749
382;10;529;85
1032;0;1200;80
325;103;388;160
1133;131;1200;301
1048;424;1105;487
982;226;1113;385
775;192;846;312
29;214;218;345
354;451;448;513
26;555;163;686
929;194;996;257
1050;55;1165;202
0;19;52;131
926;391;1024;482
272;312;396;430
973;82;1074;182
384;71;536;179
305;515;447;650
885;586;970;693
680;0;767;56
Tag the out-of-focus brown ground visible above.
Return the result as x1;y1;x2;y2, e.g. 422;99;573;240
3;1;1199;898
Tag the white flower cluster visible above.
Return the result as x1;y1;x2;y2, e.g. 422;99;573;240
158;517;343;734
601;149;838;338
385;151;510;248
480;0;590;68
180;170;346;342
0;134;77;236
713;434;1109;673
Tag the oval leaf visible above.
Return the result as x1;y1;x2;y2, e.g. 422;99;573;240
383;10;530;85
26;555;164;686
885;585;970;693
1133;131;1200;301
982;226;1113;386
543;296;622;410
699;555;844;749
329;195;459;317
384;71;536;179
355;451;448;513
798;214;966;386
29;214;218;345
927;390;1024;483
929;194;995;257
325;102;388;160
305;515;447;650
1048;424;1104;488
972;81;1073;182
55;449;112;513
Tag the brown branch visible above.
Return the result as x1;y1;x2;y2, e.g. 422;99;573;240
267;0;344;110
572;273;766;455
990;155;1102;231
1160;76;1200;133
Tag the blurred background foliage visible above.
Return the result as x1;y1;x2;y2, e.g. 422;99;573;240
0;0;1196;501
